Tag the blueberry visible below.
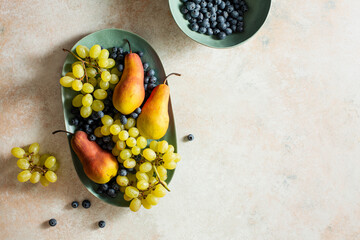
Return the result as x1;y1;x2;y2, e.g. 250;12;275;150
231;10;239;18
237;16;244;21
225;0;231;5
210;7;217;14
199;27;207;34
181;6;188;14
219;1;226;9
217;9;223;15
130;112;138;119
194;0;201;4
185;12;192;20
225;28;232;35
134;108;141;115
103;136;111;143
71;201;79;208
96;138;103;145
198;12;204;20
97;111;104;118
133;154;141;161
112;47;118;53
147;69;155;76
189;18;197;23
213;28;220;34
147;83;157;90
119;169;128;176
206;28;214;35
117;64;124;72
117;48;123;54
186;2;196;11
49;218;57;227
187;134;195;141
123;51;129;55
120;115;127;125
144;83;148;90
96;187;103;194
116;55;124;62
230;19;237;25
107;188;116;198
191;10;199;18
236;26;244;32
87;119;94;125
143;62;149;71
204;12;211;19
85;128;92;135
144;76;150;84
136;51;144;58
217;31;226;39
231;25;237;32
200;0;207;8
217;15;225;23
207;2;213;8
226;22;230;27
98;220;106;228
70;118;79;126
210;13;217;22
111;182;120;191
218;22;227;30
226;5;234;13
215;0;221;4
88;134;96;141
110;52;117;59
223;11;229;18
233;0;240;3
99;183;109;192
241;4;248;12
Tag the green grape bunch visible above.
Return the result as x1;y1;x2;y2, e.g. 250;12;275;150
11;143;59;186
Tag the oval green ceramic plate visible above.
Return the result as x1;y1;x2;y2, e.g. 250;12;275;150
169;0;271;48
61;29;177;207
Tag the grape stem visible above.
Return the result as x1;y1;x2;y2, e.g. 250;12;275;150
163;73;181;85
52;130;74;135
153;164;170;192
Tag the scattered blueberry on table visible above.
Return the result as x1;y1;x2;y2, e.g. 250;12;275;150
98;220;106;228
82;199;91;209
187;134;194;141
71;201;79;208
49;218;57;227
180;0;249;39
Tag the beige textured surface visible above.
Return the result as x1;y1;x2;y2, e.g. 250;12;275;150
1;0;360;239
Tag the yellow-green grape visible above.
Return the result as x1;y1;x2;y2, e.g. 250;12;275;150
136;136;147;149
72;64;84;78
111;67;122;76
120;149;132;160
128;127;139;138
131;146;141;155
91;100;104;112
118;130;129;141
39;153;50;166
89;44;101;58
44;156;56;169
141;199;152;209
174;153;181;163
146;194;159;206
93;89;107;100
82;94;93;107
17;170;31;182
30;171;41;184
166;145;175;153
72;80;83;91
116;140;126;150
117;156;124;164
99;80;109;90
98;49;109;59
112;147;120;156
28;142;40;154
116;175;129;187
101;125;111;136
149;141;158;151
17;158;30;170
164;160;177;170
126;137;136;147
122;194;131;201
110;124;121;135
125;118;135;129
85;67;97;78
72;94;83;107
49;162;59;171
76;45;89;58
59;76;74;87
143;148;156;161
82;83;94;93
163;152;176;163
137;180;149;191
130;198;141;212
80;106;92;118
40;176;50;187
101;71;111;82
125;186;139;198
109;74;119;84
112;134;119;142
107;59;116;69
88;77;97;87
101;115;113;126
136;172;149;181
123;158;136;168
157;165;167;179
94;127;103;138
153;184;167;198
157;140;169;153
72;61;82;68
113;119;121;125
98;58;109;68
149;176;157;185
31;154;40;165
139;162;152;173
45;170;57;183
66;72;75;78
11;147;25;158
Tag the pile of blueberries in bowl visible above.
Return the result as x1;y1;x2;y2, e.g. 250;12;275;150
180;0;249;40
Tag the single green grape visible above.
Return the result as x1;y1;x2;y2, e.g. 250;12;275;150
166;145;175;154
163;152;176;163
31;154;40;165
163;160;177;170
17;170;31;182
112;134;119;142
136;172;149;181
45;170;57;183
143;148;156;161
98;49;109;59
136;136;147;149
49;162;59;171
139;162;152;173
110;124;121;135
116;176;129;187
89;44;101;58
124;118;136;129
93;89;107;100
59;76;74;87
111;67;122;76
128;127;139;138
40;176;50;186
88;77;97;87
118;130;129;141
126;137;136;147
129;198;141;212
44;156;56;169
94;127;103;138
17;158;30;170
85;67;97;78
30;171;41;184
141;199;152;209
82;83;94;93
39;153;51;166
72;64;84;78
124;194;132;201
82;94;93;107
101;125;111;136
157;165;167;179
152;184;167;198
123;158;136;168
137;180;149;191
120;149;132;160
91;100;104;112
109;74;119;84
72;61;82;68
72;94;83;107
80;106;92;118
101;115;113;126
157;140;169;153
146;194;159;206
149;176;157;185
76;45;89;58
72;80;83;91
11;147;25;158
107;59;116;69
174;153;182;163
116;141;126;150
125;186;139;198
99;80;109;90
101;71;111;82
98;58;109;68
131;146;141;155
112;147;120;156
149;141;158;151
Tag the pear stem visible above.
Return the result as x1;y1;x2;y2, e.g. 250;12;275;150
52;130;74;135
163;73;181;85
124;39;132;53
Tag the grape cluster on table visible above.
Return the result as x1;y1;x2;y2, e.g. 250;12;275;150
180;0;249;39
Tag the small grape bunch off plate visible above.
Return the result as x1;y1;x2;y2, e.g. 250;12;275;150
61;29;177;207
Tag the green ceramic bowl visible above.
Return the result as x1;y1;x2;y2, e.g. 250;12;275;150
61;29;177;207
169;0;271;48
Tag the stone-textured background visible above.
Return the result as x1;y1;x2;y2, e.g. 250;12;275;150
1;0;360;239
